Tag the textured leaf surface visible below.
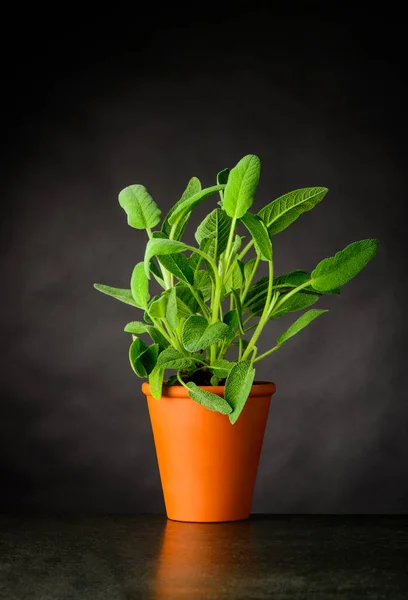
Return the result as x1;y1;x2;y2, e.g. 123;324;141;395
129;338;158;377
94;284;140;307
311;239;379;292
270;293;319;319
175;285;200;316
158;253;194;284
124;321;148;334
186;383;232;414
148;295;168;319
225;361;255;424
240;212;272;260
243;277;269;315
223;309;240;342
168;185;224;226
194;270;212;301
223;155;260;219
244;258;257;281
224;261;243;293
161;177;201;238
195;208;232;259
131;262;150;309
118;185;161;229
157;348;195;370
211;359;235;378
258;187;328;235
144;239;189;277
182;316;228;352
149;364;164;399
277;309;328;345
166;288;178;330
146;326;170;350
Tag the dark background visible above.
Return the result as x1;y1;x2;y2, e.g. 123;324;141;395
1;3;407;514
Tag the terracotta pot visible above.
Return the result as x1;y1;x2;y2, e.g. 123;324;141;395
142;381;276;523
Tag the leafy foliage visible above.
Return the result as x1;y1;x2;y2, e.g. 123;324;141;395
95;155;379;423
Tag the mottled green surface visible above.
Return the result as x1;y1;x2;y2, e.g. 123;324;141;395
0;515;407;599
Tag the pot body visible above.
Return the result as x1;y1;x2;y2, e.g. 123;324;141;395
142;382;276;523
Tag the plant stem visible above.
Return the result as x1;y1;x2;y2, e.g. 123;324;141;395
253;344;281;363
176;371;188;388
271;280;312;313
242;260;274;361
240;253;261;304
224;216;237;271
237;239;254;262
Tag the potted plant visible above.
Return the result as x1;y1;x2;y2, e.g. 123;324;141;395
94;155;379;523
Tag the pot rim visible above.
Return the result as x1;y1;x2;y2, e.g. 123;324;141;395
142;381;276;398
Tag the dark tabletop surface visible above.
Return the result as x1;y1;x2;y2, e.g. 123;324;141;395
0;515;407;599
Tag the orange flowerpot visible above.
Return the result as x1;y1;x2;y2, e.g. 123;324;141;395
142;381;276;523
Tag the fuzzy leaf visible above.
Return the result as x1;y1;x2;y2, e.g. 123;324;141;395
124;321;148;334
156;348;195;370
311;239;379;292
148;295;168;319
118;184;161;230
129;338;158;377
158;253;194;285
182;315;228;352
223;309;240;342
149;364;164;399
186;383;232;414
195;208;232;259
277;309;328;346
149;260;165;288
161;177;202;238
130;262;150;309
244;258;257;281
224;261;243;293
270;293;319;319
225;361;255;424
166;288;178;330
240;212;272;260
94;284;140;307
211;359;235;378
194;270;212;301
144;239;189;278
146;326;170;350
258;187;328;235
175;285;200;316
223;155;261;219
168;185;224;227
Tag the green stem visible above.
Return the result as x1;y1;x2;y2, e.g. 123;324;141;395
271;280;312;313
223;216;237;270
242;260;274;361
240;253;261;304
253;344;281;363
237;239;254;262
176;371;189;388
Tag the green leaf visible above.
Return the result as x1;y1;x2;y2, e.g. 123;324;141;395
270;293;319;319
277;309;328;346
158;253;194;284
273;270;340;295
162;177;202;239
182;315;228;352
311;239;379;292
168;185;224;227
144;238;189;278
175;285;200;316
223;309;240;342
240;212;272;260
148;295;168;319
149;259;165;288
94;284;140;307
186;383;232;414
217;168;230;186
225;361;255;424
124;321;148;334
149;364;164;400
224;261;243;293
130;262;150;309
211;359;235;378
258;187;328;235
194;270;212;301
166;288;178;330
129;338;159;377
118;184;161;230
242;276;269;315
146;326;170;350
157;348;195;370
195;208;232;259
244;258;257;281
223;155;261;219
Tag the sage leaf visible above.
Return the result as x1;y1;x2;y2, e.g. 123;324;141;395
94;284;140;307
258;187;328;235
270;293;319;320
158;253;194;284
186;383;232;414
224;261;243;293
168;185;224;227
124;321;148;334
225;361;255;424
148;295;168;319
175;285;200;316
211;359;235;378
194;270;212;301
166;288;178;330
118;184;161;230
311;239;379;292
195;208;232;259
240;212;272;261
223;155;261;219
149;364;164;400
162;177;201;238
182;315;228;352
130;262;150;309
243;277;269;315
157;348;195;370
144;239;189;278
244;258;257;281
129;338;159;377
277;309;328;346
146;326;170;350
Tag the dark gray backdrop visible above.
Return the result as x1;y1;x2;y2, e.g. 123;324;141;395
1;5;407;513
